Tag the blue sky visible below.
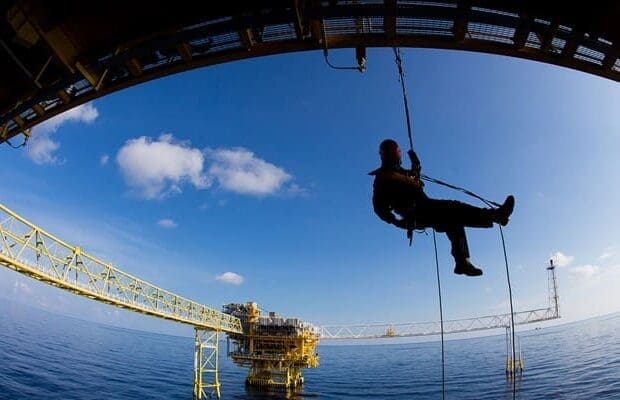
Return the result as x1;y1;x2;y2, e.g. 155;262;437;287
1;48;619;337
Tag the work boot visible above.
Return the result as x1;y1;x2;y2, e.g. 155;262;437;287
454;258;483;277
494;195;515;226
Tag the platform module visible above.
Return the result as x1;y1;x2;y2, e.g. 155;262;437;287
223;302;320;389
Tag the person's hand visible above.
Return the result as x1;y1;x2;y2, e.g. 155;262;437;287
407;149;421;171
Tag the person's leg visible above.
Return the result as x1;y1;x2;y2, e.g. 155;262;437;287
418;199;487;277
417;198;494;228
416;196;514;228
415;196;514;277
445;226;470;260
443;226;483;276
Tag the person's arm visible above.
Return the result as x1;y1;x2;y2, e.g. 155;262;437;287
372;179;408;229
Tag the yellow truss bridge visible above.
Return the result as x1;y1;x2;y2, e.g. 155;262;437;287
0;203;241;333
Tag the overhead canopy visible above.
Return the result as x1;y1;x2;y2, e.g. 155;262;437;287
1;0;619;144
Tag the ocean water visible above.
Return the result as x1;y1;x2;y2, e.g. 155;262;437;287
1;301;619;400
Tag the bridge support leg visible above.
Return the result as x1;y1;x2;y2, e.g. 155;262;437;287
193;328;220;400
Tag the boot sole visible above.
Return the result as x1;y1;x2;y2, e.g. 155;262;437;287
454;268;483;277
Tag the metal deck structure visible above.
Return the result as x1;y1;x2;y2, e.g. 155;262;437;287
1;1;619;146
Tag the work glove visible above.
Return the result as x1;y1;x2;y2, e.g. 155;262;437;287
407;149;421;174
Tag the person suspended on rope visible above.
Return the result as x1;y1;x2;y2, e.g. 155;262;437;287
369;139;515;277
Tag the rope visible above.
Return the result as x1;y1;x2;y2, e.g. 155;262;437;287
323;51;360;71
393;48;414;150
421;174;501;208
499;225;517;399
432;229;446;400
393;47;500;209
3;137;27;149
393;47;437;398
393;47;516;399
322;22;363;72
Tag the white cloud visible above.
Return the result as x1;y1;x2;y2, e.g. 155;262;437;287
27;103;99;165
215;272;244;285
115;137;301;199
569;264;600;280
206;147;292;196
26;134;61;165
116;134;210;199
599;246;615;261
100;154;109;166
33;103;99;136
157;219;177;229
550;251;574;267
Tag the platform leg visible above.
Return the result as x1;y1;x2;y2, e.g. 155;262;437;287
194;328;220;399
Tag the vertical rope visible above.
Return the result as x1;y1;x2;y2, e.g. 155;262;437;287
393;45;515;398
432;229;446;399
396;46;445;398
499;226;517;399
393;47;414;151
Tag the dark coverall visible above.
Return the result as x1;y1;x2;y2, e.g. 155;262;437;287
370;165;495;261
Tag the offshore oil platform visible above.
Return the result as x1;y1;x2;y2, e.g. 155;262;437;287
222;302;320;388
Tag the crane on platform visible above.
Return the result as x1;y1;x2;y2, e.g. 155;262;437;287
0;202;560;399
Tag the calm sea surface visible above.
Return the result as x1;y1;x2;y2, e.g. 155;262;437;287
1;301;619;399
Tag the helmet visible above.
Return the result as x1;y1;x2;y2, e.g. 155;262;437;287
379;139;401;165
